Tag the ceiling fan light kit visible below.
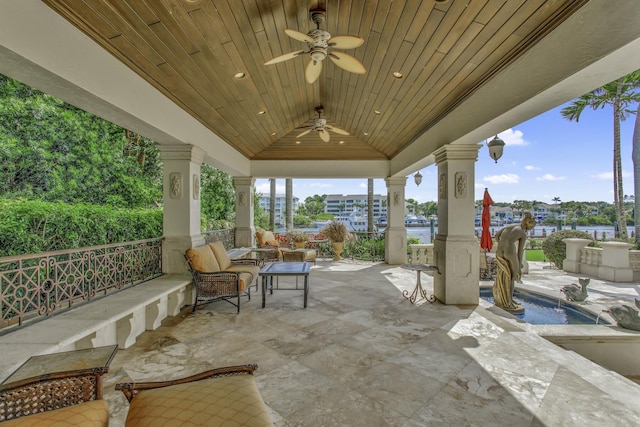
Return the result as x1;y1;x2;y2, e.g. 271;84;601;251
296;105;349;143
264;7;366;84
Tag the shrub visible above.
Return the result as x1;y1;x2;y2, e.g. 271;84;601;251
541;230;594;268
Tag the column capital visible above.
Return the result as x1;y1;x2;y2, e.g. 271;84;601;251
232;176;256;187
434;143;482;164
385;176;408;187
158;144;205;163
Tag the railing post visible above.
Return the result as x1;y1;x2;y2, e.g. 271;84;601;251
562;238;591;273
599;242;634;282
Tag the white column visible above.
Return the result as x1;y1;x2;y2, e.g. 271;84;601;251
159;145;205;274
384;177;407;264
233;176;256;248
433;144;481;304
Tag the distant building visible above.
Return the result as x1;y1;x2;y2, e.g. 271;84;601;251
258;194;299;224
324;194;388;219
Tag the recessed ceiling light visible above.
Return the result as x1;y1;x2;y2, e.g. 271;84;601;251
374;110;382;115
363;132;369;136
234;72;246;79
295;141;301;144
392;71;403;79
258;111;266;115
271;132;277;136
339;141;345;145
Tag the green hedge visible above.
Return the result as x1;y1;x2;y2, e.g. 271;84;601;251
541;230;594;268
0;198;162;257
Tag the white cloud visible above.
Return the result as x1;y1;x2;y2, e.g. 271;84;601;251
474;182;485;189
525;165;540;170
484;174;520;184
536;174;566;182
358;182;367;189
309;182;332;188
497;129;526;146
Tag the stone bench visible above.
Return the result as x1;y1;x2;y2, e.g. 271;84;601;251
0;274;193;383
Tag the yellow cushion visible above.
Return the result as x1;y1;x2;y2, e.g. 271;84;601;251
125;374;273;427
264;239;280;247
256;230;276;246
226;265;260;283
2;400;109;427
186;245;220;272
209;241;231;271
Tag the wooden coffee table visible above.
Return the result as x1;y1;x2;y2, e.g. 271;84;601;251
259;262;311;308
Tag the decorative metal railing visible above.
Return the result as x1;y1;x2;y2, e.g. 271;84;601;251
202;228;235;248
0;238;163;330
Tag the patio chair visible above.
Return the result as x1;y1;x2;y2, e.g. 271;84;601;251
115;364;273;427
255;230;291;261
184;242;260;313
479;248;492;280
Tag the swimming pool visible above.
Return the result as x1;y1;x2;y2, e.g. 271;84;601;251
479;286;609;325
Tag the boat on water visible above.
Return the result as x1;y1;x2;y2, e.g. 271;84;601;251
334;211;368;231
405;215;428;227
313;220;330;227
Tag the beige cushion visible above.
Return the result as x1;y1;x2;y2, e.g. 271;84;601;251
186;245;220;272
256;230;276;246
226;265;260;283
209;241;231;270
2;400;109;427
125;374;273;427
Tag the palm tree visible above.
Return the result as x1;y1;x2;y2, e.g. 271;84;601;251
269;178;276;231
367;178;374;233
630;71;640;242
285;178;293;231
561;71;640;240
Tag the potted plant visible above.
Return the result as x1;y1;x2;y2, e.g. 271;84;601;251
319;221;353;260
286;230;310;249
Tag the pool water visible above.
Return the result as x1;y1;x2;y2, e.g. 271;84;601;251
479;287;608;325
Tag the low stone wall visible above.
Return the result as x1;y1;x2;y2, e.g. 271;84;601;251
564;238;640;282
0;275;193;383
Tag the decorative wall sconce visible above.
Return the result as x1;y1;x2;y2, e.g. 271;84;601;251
487;135;505;163
414;171;423;186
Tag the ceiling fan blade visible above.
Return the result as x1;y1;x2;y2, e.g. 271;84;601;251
305;60;323;84
318;129;331;142
297;129;312;138
284;29;314;44
328;36;364;49
264;50;305;65
326;124;349;136
329;51;366;74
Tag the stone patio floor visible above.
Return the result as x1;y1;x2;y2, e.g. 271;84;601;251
102;260;640;426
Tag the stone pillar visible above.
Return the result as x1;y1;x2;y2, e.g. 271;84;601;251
433;144;481;304
599;241;633;282
232;176;256;248
562;238;592;273
384;177;407;264
159;145;205;274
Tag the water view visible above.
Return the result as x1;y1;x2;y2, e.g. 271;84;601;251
280;225;618;244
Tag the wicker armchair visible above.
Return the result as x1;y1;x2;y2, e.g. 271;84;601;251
184;242;260;313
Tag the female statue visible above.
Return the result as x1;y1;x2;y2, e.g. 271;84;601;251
493;212;537;313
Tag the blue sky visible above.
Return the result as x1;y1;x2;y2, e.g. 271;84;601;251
255;102;637;205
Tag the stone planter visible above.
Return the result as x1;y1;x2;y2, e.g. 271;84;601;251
332;241;344;260
293;241;307;249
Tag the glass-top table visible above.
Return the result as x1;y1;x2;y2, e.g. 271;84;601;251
259;262;311;308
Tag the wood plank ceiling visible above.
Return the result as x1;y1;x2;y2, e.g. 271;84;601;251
42;0;587;161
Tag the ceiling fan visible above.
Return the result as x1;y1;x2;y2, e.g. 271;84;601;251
264;7;366;84
296;105;349;142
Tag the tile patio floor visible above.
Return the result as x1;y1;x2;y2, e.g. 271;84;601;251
102;260;640;426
